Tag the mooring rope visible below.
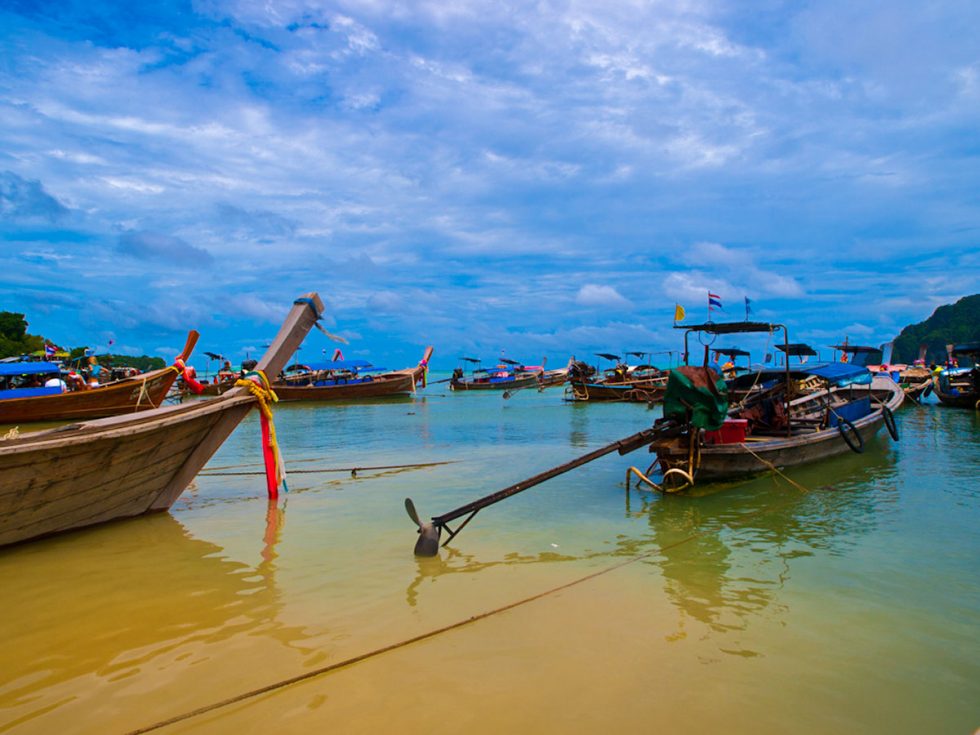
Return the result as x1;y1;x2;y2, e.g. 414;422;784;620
123;476;813;735
199;461;455;477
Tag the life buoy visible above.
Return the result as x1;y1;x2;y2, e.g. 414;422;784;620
837;416;863;453
882;406;899;441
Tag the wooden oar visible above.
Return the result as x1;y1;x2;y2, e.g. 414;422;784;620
405;422;678;555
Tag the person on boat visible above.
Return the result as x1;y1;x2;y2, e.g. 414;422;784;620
722;360;736;379
87;356;105;386
218;360;235;382
44;375;67;392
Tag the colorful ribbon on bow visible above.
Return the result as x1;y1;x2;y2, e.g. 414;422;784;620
236;370;288;499
174;358;206;395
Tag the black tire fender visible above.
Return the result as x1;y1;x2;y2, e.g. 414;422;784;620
882;406;899;441
837;416;864;454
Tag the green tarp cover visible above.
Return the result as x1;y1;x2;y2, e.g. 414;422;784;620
663;366;730;431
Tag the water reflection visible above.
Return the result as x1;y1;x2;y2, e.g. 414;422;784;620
621;446;897;644
0;507;307;729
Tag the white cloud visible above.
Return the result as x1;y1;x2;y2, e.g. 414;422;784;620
575;284;632;309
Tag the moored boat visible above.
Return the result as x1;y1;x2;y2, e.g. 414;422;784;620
450;357;541;391
933;343;980;408
271;346;433;401
639;320;903;490
566;352;670;402
0;335;199;425
0;293;324;547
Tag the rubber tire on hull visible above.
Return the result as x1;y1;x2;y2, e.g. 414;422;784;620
838;416;864;454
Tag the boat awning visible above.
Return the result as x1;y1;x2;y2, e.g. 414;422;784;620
806;363;872;383
777;343;817;357
831;344;881;354
299;359;375;371
951;342;980;356
675;321;781;334
714;348;750;357
595;353;621;361
0;361;61;377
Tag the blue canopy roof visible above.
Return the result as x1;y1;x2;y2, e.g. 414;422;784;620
0;361;61;377
804;362;871;382
294;359;377;372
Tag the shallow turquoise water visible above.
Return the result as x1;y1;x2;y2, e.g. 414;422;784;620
1;382;978;734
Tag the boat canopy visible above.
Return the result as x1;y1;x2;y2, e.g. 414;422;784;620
832;344;881;354
951;342;980;356
675;321;780;334
777;343;817;357
714;348;750;358
595;353;621;361
805;362;871;383
460;357;481;364
0;361;61;377
499;358;523;366
300;359;375;372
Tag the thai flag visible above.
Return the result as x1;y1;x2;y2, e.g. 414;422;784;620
708;292;723;309
45;344;57;356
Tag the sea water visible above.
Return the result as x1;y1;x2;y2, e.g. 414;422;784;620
0;382;977;734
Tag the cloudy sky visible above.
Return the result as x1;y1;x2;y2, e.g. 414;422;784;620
1;0;977;369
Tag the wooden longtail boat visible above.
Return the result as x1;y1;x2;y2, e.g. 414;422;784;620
0;293;324;548
640;321;904;490
566;353;669;402
271;346;433;401
933;343;980;408
449;357;541;391
0;335;199;425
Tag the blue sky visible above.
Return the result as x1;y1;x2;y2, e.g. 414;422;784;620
1;0;977;370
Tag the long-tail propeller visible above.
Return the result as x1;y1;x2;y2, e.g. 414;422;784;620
405;498;441;556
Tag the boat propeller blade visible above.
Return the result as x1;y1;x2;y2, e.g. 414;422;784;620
404;497;421;526
405;497;441;557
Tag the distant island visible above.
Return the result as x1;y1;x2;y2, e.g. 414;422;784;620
891;294;979;364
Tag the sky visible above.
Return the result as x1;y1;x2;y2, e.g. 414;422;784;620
1;0;978;370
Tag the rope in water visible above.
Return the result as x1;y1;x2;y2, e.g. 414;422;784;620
124;473;813;735
199;461;455;477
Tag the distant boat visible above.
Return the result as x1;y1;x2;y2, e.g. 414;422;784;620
644;320;904;490
566;352;670;402
933;342;980;408
0;293;324;547
832;342;932;403
0;336;197;425
272;347;433;401
450;357;541;391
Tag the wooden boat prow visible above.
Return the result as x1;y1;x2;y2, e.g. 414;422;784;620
0;293;325;548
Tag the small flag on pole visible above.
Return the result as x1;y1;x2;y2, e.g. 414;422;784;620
708;291;722;319
674;304;686;323
744;296;752;319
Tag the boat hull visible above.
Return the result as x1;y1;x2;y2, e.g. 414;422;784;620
568;378;667;402
451;373;540;391
274;370;419;401
0;368;178;424
0;396;253;547
655;378;904;482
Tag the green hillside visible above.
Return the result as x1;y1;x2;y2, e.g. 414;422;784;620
892;294;979;364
